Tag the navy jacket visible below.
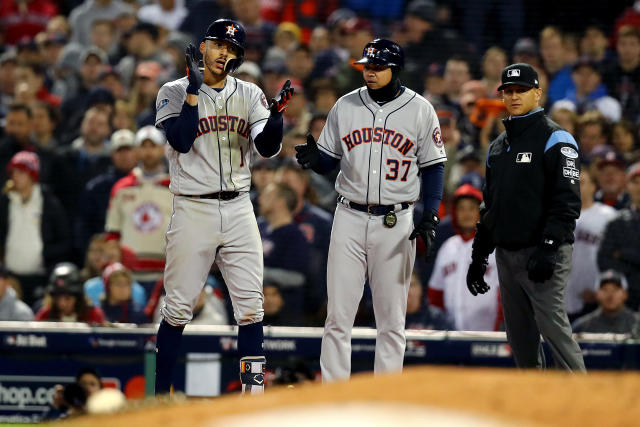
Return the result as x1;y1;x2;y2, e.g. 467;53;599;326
481;108;581;249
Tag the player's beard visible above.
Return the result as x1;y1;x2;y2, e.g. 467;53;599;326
204;53;225;76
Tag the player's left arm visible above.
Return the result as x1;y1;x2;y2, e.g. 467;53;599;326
542;130;581;247
252;80;294;158
409;101;447;258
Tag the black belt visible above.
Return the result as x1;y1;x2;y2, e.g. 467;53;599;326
346;200;411;215
184;191;240;200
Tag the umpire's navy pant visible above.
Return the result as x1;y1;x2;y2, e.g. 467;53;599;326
496;244;586;372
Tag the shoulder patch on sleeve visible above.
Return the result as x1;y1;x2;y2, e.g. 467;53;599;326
432;127;443;148
260;93;269;109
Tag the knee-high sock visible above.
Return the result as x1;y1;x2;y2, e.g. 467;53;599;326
155;320;185;395
237;321;264;357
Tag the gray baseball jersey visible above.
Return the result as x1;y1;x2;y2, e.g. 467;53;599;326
155;76;270;195
316;87;446;205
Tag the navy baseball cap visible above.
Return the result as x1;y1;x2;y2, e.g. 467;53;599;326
497;63;539;91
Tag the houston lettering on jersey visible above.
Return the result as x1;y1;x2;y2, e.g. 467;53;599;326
196;114;251;139
341;127;415;156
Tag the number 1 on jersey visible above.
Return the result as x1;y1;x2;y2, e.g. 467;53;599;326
386;159;411;181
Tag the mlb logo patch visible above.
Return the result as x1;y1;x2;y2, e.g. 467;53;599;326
516;152;532;163
507;69;520;77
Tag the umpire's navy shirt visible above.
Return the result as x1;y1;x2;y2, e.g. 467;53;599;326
481;107;581;250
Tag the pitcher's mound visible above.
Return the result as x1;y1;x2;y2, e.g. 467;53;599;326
63;366;640;427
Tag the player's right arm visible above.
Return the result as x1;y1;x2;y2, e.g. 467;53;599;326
155;44;202;153
295;101;341;173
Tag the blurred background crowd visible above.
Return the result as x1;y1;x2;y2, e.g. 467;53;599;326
0;0;640;337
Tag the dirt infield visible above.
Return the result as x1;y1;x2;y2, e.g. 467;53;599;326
62;366;640;426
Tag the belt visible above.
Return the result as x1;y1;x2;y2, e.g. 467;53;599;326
183;191;240;200
341;197;411;215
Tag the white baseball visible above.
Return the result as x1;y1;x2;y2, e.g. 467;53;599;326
86;388;127;414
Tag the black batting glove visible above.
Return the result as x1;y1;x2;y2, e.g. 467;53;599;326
466;258;490;296
185;43;203;95
269;79;294;114
409;210;439;259
294;134;320;170
526;240;559;283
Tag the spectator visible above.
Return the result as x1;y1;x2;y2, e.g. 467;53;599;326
83;240;147;307
580;24;614;65
230;0;276;64
594;152;630;210
334;18;373;96
35;270;105;324
59;46;108;114
481;47;508;97
0;151;70;305
285;45;314;88
89;19;117;62
274;163;333;317
0;266;34;321
100;262;147;324
512;37;541;70
550;103;578;135
105;126;171;282
613;2;640;46
613;120;640;164
279;79;311;134
598;161;640;310
565;170;617;320
0;51;17;120
76;129;138;255
572;270;639;334
576;110;609;161
603;26;640;125
129;61;163;127
261;283;294;326
233;61;262;87
540;26;575;104
401;0;472;94
405;271;452;330
80;233;108;282
68;0;134;46
13;63;61;108
428;184;501;331
0;104;53;187
563;58;622;122
431;57;472;117
52;106;113;263
32;102;60;148
76;367;103;397
137;0;188;31
258;182;311;324
189;283;228;326
61;383;88;418
115;22;175;89
0;0;58;45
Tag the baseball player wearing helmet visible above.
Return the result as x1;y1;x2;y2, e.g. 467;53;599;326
295;39;446;381
153;19;293;395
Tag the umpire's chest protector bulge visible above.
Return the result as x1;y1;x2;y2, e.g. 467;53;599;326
483;109;581;248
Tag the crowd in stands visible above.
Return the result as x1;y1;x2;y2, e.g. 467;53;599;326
0;0;640;335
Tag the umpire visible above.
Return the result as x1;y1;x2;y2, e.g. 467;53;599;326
466;63;585;371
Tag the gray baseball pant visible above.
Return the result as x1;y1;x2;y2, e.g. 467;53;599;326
495;244;586;372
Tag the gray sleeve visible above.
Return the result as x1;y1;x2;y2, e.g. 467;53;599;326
248;83;271;129
155;81;188;127
316;102;343;159
416;101;447;167
14;302;35;321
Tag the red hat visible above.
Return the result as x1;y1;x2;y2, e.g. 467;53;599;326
7;151;40;181
453;183;483;202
